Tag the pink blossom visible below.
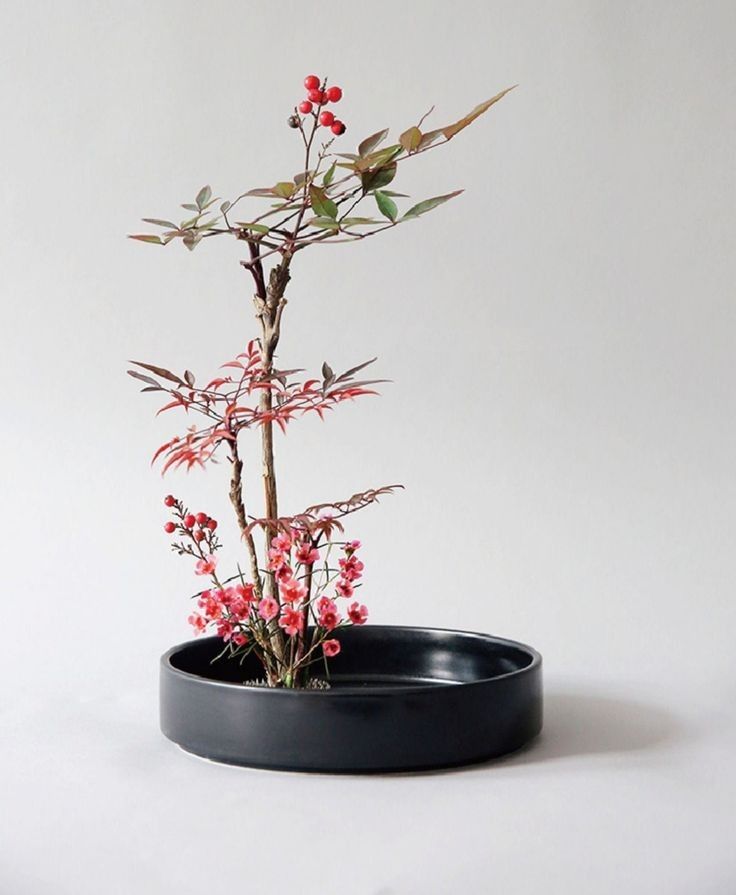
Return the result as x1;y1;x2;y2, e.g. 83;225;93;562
258;597;279;622
195;554;217;576
317;596;337;615
271;531;292;552
188;612;207;634
275;563;294;582
318;607;341;631
336;578;354;598
232;632;248;647
344;540;361;553
268;548;288;571
347;602;369;625
278;607;304;637
323;639;341;658
339;555;364;581
235;583;256;603
198;592;223;620
279;576;307;604
217;587;233;606
229;598;250;620
295;541;320;565
216;619;234;641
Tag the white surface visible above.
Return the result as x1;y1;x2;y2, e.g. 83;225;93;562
1;1;735;892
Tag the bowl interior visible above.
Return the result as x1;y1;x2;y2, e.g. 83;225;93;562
168;626;538;689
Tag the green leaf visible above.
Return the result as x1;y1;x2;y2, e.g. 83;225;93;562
399;126;422;153
442;86;516;140
235;221;271;235
142;218;177;228
363;145;402;168
361;162;397;193
309;216;340;230
380;190;410;198
309;186;338;219
220;201;231;213
273;181;296;199
374;190;397;222
181;203;199;211
358;128;389;157
402;190;463;220
322;162;336;187
245;188;277;198
128;234;163;244
341;217;379;226
195;185;212;210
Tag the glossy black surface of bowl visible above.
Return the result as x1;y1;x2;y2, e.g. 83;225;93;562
160;625;542;773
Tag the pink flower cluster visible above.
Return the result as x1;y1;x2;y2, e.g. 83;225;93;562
185;521;369;666
187;581;256;647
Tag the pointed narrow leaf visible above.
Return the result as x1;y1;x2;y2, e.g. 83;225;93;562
442;86;516;140
130;361;186;385
340;217;378;226
142;218;177;228
309;216;340;230
195;185;212;210
245;187;277;197
127;370;160;387
399;126;422;152
358;128;389;157
128;234;163;244
402;190;463;220
322;162;336;187
374;190;398;222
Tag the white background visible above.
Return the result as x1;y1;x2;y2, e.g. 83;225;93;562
1;1;735;892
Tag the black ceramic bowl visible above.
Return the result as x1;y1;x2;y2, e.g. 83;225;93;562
160;625;542;773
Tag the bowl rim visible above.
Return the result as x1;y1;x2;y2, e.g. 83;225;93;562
161;624;543;697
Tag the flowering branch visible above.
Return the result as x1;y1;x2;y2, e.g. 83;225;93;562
129;74;514;687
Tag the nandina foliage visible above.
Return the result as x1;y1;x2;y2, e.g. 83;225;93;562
129;75;513;687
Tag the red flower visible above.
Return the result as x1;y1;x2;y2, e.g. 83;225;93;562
216;619;234;641
279;576;307;604
188;612;207;634
323;639;341;658
258;597;279;622
232;632;248;647
279;607;304;637
336;578;354;598
295;541;320;565
195;554;217;576
347;602;369;625
318;596;342;630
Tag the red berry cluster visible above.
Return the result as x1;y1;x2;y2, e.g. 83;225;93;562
163;495;218;543
296;75;346;135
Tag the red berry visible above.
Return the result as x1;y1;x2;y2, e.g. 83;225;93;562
331;120;346;135
164;495;175;507
319;110;335;127
184;514;196;529
164;521;176;534
195;512;208;525
298;100;313;114
193;530;206;542
304;75;320;91
308;88;325;104
325;86;342;103
206;519;218;531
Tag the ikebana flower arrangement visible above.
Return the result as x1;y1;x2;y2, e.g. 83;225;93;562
128;75;541;771
130;74;541;771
